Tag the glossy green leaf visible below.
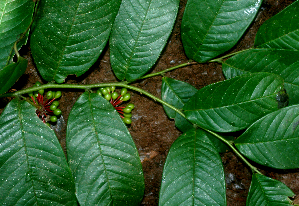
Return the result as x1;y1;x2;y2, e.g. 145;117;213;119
235;105;299;169
183;72;284;132
0;0;34;68
255;1;299;50
246;173;294;206
181;0;262;63
159;129;226;206
0;57;27;95
30;0;121;83
66;92;144;205
0;99;77;205
161;77;197;133
110;0;179;81
161;77;230;152
222;48;299;105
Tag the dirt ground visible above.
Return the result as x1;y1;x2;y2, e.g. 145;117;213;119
1;0;298;205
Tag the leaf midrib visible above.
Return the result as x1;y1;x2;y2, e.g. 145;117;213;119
0;1;8;26
257;28;299;49
190;0;224;58
236;135;299;145
184;93;276;112
122;0;153;79
87;93;114;203
18;101;40;205
52;1;81;81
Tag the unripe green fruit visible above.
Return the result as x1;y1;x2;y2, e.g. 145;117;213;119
122;93;130;101
54;91;62;99
96;89;102;96
28;92;33;97
121;88;127;96
106;87;111;94
123;117;132;124
123;107;132;113
123;113;132;118
50;116;57;122
38;89;44;95
112;92;119;100
111;86;116;93
46;91;53;99
53;108;62;116
104;93;111;101
126;103;135;110
101;88;108;95
35;81;42;87
51;101;59;107
34;92;38;97
50;104;57;111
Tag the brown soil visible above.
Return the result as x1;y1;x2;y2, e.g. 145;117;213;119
1;0;298;205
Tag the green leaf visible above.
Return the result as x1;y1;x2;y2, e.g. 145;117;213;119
181;0;262;63
246;173;294;206
66;92;144;205
222;48;299;105
110;0;179;81
255;1;299;50
159;129;226;206
0;99;77;205
183;72;284;132
0;57;27;95
0;0;34;68
30;0;121;83
161;77;197;133
161;77;231;153
235;105;299;169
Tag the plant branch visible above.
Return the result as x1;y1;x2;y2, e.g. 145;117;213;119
203;128;262;175
13;42;20;59
1;81;262;175
0;82;185;117
122;84;185;117
209;48;252;63
134;61;197;81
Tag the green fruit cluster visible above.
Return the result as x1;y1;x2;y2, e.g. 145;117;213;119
29;81;62;124
46;90;62;100
122;103;134;124
48;99;61;123
28;81;44;98
96;87;131;101
46;90;62;123
96;86;134;124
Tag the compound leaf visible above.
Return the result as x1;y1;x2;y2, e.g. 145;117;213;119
110;0;179;81
246;173;294;206
235;105;299;169
66;92;144;206
159;129;226;206
181;0;262;63
30;0;121;83
0;0;34;69
0;99;77;206
183;72;284;132
255;1;299;50
0;56;27;95
161;77;197;133
222;48;299;105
